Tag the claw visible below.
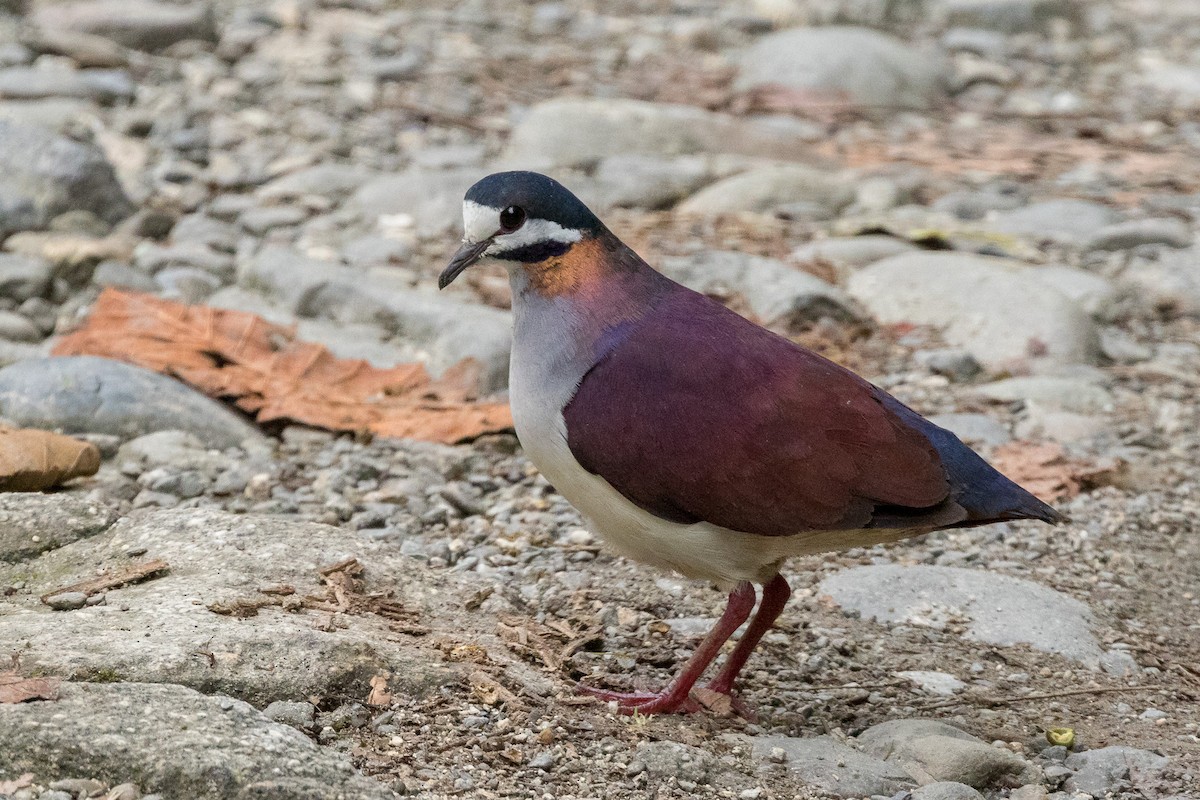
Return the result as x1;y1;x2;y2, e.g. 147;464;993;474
575;683;701;714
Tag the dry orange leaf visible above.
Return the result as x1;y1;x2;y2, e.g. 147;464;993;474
0;672;60;704
990;441;1116;502
53;289;513;444
0;426;100;491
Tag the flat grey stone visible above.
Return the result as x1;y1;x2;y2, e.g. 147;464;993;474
0;120;132;238
0;509;456;705
590;154;714;210
0;356;266;448
504;98;822;168
847;252;1099;370
0;682;393;799
1084;218;1192;251
0;67;134;104
257;163;375;201
0;254;53;302
0;493;118;564
661;250;857;329
1064;746;1170;797
735;26;947;112
739;734;915;798
989;199;1122;245
971;376;1114;413
1119;246;1200;317
858;719;1032;788
911;781;985;800
895;670;967;695
1032;266;1117;318
32;0;217;52
677;165;855;219
926;413;1011;449
348;166;478;233
790;235;918;279
819;564;1103;665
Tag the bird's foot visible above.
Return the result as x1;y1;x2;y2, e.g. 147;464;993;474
575;683;701;715
693;685;758;722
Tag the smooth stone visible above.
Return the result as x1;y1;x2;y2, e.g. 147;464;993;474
677;165;854;218
590;154;714;210
972;376;1114;413
348;166;477;233
660;250;857;329
92;260;157;292
734;26;947;112
737;734;915;798
858;719;1032;788
0;120;133;238
504;97;823;168
926;413;1011;449
915;349;983;382
0;98;94;130
1032;266;1117;318
1084;218;1192;251
0;356;266;448
0;510;456;705
911;781;985;800
237;205;309;234
0;683;393;798
116;430;233;474
938;0;1081;33
46;591;88;610
932;183;1027;220
0;493;117;564
31;0;217;52
847;253;1099;370
895;670;967;695
989;199;1122;245
256;163;375;201
790;235;918;280
0;67;134;104
170;213;235;251
1063;746;1170;796
820;564;1104;665
0;310;41;343
0;254;53;302
135;242;235;280
1119;247;1200;317
263;700;317;731
154;266;222;303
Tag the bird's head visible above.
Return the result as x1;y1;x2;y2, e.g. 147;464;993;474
439;171;609;295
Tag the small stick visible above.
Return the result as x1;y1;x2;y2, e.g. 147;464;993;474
40;559;169;603
915;684;1166;712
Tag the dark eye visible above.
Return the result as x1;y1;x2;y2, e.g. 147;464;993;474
499;205;526;233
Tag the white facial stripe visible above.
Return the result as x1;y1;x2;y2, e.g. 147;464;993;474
460;200;583;257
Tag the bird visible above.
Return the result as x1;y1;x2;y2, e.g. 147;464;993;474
439;170;1064;717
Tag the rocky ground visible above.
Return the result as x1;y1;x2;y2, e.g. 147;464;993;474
0;0;1199;798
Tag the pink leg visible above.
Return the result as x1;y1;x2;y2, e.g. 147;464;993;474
577;581;756;715
706;573;791;697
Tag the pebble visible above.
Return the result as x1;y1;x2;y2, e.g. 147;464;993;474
46;591;89;610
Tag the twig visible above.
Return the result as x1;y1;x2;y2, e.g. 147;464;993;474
915;685;1165;712
40;559;169;603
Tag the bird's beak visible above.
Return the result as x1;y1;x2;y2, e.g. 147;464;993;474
438;238;492;289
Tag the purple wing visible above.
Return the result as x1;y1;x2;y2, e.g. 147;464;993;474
563;286;1061;536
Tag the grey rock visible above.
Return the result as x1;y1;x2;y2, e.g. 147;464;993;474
819;564;1103;665
264;700;317;731
938;0;1081;33
1099;648;1139;677
740;735;915;798
660;250;857;328
238;246;358;315
93;260;157;292
590;154;714;210
677;165;854;219
154;266;222;302
932;184;1028;220
1063;746;1169;796
365;53;423;82
170;213;236;251
0;310;42;343
237;205;309;235
926;412;1011;449
735;27;947;112
32;0;217;52
348;166;478;233
915;349;983;382
0;67;134;104
911;781;985;800
0;509;456;705
790;235;918;280
46;591;88;610
0;356;266;448
0;121;132;238
136;242;235;281
256;164;374;202
340;235;411;269
847;253;1099;370
1032;266;1116;318
1;253;69;306
0;493;117;564
895;670;967;695
858;719;1032;788
971;376;1114;413
1083;218;1192;251
504;98;822;168
0;682;393;799
634;741;715;783
989;199;1122;245
1120;247;1200;317
117;430;232;475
